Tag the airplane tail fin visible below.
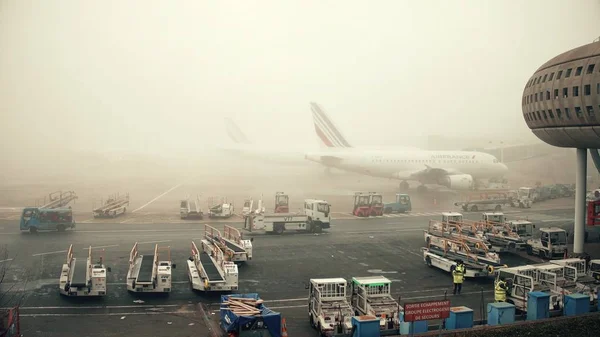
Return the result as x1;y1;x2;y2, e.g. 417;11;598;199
224;118;251;144
310;102;352;148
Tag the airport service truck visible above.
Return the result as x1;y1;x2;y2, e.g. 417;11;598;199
60;245;111;296
350;276;400;330
383;193;411;214
187;240;238;292
93;193;129;218
20;207;75;233
308;278;354;337
244;199;331;234
525;227;568;259
127;242;175;293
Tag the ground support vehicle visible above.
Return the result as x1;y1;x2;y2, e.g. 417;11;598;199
223;225;253;262
187;240;238;292
308;278;354;337
93;193;129;218
383;194;411;214
514;187;536;207
352;192;370;217
479;212;527;252
424;219;492;251
507;219;535;241
220;293;281;337
244;199;331;234
208;201;234;219
496;265;563;312
368;192;384;216
350;276;400;330
274;192;289;213
38;190;78;208
241;199;253;217
534;263;599;304
455;192;510;212
424;235;502;266
126;242;175;293
550;258;600;286
60;245;110;296
180;196;203;219
422;237;505;278
525;227;568;259
19;207;75;233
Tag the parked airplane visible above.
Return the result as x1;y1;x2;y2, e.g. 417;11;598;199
306;102;509;192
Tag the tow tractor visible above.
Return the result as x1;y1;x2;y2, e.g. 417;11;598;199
274;192;289;213
127;242;175;293
422;237;505;278
59;245;111;296
525;227;568;259
180;195;203;219
383;193;411;214
93;193;129;218
241;198;253;217
350;276;400;330
20;207;76;233
353;192;370;217
244;199;331;234
38;190;78;208
368;192;384;216
187;240;238;292
208;198;234;219
308;278;354;336
204;224;253;262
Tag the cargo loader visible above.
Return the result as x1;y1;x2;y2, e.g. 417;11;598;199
59;245;111;296
187;240;238;292
93;193;129;218
126;242;175;293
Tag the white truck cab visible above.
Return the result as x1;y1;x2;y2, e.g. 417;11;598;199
304;199;331;224
442;212;463;224
526;227;568;259
482;212;505;224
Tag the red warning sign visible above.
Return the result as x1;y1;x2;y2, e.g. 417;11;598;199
403;300;451;322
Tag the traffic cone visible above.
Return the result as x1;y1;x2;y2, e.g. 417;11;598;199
281;317;288;337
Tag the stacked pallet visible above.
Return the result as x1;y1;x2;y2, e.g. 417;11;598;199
222;297;264;316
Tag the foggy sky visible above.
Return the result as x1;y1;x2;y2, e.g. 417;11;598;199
1;0;600;156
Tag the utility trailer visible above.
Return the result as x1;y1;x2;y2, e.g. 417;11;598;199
60;245;110;296
308;278;354;337
20;207;75;233
550;258;600;288
220;293;282;337
534;263;599;304
223;225;253;262
93;193;129;218
204;224;252;262
187;240;238;292
127;242;175;293
350;276;400;330
38;190;78;209
422;237;505;278
244;199;331;234
496;265;562;312
180;195;203;219
454;192;510;212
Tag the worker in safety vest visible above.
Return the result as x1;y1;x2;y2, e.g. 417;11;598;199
494;278;507;302
451;259;465;295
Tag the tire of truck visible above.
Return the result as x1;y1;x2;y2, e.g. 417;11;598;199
57;225;65;232
471;205;478;212
313;223;322;233
494;205;502;211
539;250;547;259
384;207;392;214
309;314;315;328
274;223;284;235
29;227;38;234
425;256;432;267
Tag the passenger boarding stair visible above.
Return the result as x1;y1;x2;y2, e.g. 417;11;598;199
60;245;110;296
127;242;175;293
40;191;78;209
93;193;129;218
187;240;238;292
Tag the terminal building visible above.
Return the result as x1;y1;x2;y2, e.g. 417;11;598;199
522;39;600;254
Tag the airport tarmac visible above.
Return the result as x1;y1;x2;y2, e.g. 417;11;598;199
0;205;580;337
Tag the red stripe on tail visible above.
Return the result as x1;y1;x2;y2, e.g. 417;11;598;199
314;123;334;147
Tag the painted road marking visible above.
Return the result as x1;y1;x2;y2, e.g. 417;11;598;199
132;184;182;213
119;218;136;224
346;228;423;235
20;311;196;317
17;304;184;310
32;250;68;257
137;240;172;245
0;258;13;263
84;245;119;250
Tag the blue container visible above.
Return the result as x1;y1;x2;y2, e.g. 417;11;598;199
351;316;381;337
487;302;515;326
527;291;550;321
563;293;590;316
446;306;473;330
398;311;428;335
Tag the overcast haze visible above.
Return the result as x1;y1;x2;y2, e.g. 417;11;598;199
1;0;600;157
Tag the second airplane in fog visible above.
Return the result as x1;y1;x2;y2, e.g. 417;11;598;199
305;102;508;192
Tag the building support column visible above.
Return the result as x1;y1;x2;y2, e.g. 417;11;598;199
574;148;587;255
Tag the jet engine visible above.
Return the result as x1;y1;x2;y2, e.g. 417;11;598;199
441;174;474;190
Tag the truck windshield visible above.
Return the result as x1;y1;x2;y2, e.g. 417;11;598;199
549;232;567;244
515;224;532;236
590;263;600;272
317;203;329;213
518;189;531;198
277;196;288;205
180;201;187;208
358;197;369;205
371;196;382;204
399;196;409;204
